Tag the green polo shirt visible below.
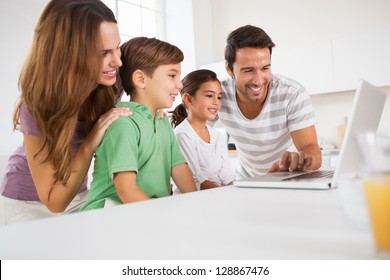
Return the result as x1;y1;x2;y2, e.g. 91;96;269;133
80;101;186;211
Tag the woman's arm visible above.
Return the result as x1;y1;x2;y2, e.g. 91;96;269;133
25;134;94;213
26;107;131;213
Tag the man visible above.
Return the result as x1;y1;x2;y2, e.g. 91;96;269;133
217;25;321;179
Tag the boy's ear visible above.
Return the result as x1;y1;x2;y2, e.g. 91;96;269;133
132;69;146;89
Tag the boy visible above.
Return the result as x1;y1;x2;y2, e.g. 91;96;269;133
81;37;197;211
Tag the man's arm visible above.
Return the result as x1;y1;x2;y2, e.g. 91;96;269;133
268;126;322;172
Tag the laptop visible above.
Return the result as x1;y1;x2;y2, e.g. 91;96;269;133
234;79;387;189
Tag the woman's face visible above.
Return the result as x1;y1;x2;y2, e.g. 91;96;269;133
98;22;122;86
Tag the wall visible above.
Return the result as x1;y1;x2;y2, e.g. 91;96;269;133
164;0;198;110
1;0;390;158
0;0;48;157
311;87;390;148
195;0;390;147
165;0;196;76
207;0;390;64
0;0;196;159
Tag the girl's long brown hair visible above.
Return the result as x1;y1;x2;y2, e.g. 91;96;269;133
14;0;118;184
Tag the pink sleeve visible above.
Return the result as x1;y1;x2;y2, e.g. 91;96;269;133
19;102;41;136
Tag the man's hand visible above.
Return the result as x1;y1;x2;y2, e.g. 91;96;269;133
268;151;313;173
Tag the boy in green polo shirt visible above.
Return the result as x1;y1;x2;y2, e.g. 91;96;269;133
81;37;197;211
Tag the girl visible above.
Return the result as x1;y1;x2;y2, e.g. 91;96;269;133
171;69;235;193
0;0;131;225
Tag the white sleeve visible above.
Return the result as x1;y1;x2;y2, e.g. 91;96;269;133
215;131;236;184
176;132;207;188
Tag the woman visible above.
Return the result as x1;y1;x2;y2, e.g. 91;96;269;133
0;0;131;225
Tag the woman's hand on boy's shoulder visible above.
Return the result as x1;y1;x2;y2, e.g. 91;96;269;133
158;109;168;119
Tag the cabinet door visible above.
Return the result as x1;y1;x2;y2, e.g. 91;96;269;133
333;28;390;91
201;28;390;95
202;42;335;95
272;41;334;95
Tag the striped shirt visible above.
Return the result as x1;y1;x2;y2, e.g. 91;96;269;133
218;74;317;179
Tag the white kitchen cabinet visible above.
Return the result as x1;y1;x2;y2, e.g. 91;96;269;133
274;28;390;94
272;41;334;95
332;28;390;91
201;28;390;95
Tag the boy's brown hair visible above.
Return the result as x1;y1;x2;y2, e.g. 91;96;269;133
120;37;184;97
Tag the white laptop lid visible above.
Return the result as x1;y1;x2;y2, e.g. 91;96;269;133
331;79;387;186
234;79;387;189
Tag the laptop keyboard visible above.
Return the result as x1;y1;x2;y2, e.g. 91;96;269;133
282;170;334;181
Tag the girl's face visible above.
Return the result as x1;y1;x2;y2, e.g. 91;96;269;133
188;80;222;122
98;22;122;86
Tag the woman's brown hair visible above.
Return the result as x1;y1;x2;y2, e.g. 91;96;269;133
14;0;118;183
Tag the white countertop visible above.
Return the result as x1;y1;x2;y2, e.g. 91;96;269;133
1;185;386;260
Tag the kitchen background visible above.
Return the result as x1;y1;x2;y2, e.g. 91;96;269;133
1;0;390;173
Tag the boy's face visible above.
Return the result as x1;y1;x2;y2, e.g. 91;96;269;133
145;64;183;111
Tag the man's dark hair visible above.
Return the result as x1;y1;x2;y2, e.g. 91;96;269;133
225;25;275;71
